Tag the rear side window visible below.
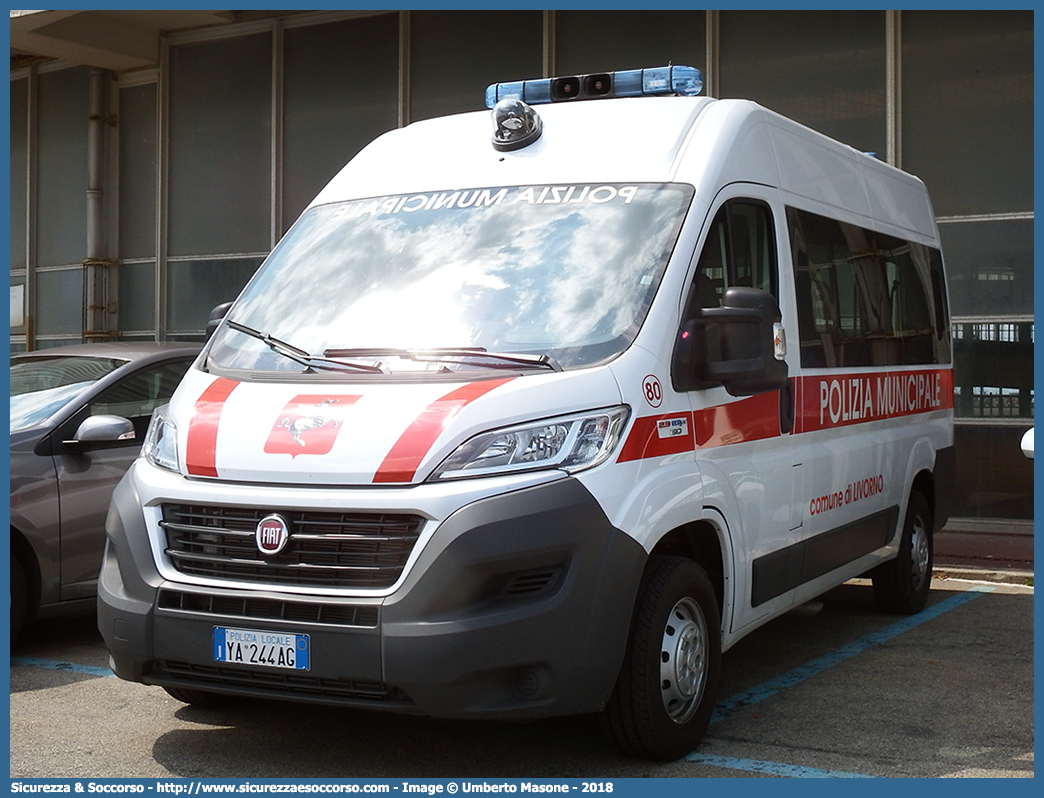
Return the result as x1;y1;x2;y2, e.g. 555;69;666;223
788;207;951;368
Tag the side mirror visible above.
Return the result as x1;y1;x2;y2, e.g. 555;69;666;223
64;414;136;447
673;286;788;397
206;301;234;340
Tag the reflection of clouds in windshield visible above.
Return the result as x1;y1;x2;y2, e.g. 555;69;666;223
325;264;509;349
541;198;676;344
217;185;691;368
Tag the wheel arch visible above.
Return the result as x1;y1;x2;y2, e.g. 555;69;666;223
648;520;726;624
10;525;41;620
911;468;937;531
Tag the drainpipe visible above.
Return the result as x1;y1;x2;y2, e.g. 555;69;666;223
84;67;115;341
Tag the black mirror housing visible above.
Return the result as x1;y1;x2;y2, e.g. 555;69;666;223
206;301;234;340
672;286;788;397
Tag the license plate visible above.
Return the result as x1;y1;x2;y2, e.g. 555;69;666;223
213;626;310;671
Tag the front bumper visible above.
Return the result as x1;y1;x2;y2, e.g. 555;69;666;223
99;473;646;719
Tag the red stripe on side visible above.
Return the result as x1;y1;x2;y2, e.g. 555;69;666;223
617;412;696;463
795;368;953;434
616;367;953;462
694;391;781;449
372;378;515;484
185;377;240;477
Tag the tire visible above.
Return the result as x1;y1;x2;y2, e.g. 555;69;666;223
603;556;721;761
872;490;933;614
11;555;28;643
163;686;240;709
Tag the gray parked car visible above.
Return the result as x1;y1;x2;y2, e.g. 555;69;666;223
10;342;200;640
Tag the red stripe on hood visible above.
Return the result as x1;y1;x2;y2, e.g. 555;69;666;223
185;377;240;477
373;378;514;484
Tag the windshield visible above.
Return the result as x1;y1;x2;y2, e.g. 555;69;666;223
10;355;126;433
207;183;694;374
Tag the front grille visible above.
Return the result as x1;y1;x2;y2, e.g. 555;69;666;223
158;589;379;627
153;660;415;708
161;504;424;589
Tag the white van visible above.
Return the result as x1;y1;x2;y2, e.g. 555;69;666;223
99;66;954;761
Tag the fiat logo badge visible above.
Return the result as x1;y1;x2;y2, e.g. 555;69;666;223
256;514;291;556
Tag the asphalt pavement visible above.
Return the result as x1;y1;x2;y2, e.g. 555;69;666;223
9;516;1034;779
10;575;1035;778
934;527;1034;584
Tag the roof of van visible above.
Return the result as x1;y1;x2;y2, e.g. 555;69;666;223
311;96;938;242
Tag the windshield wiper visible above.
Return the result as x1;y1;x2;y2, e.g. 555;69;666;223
323;347;562;372
227;321;385;373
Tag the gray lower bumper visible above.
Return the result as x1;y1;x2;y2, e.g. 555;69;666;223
98;475;647;720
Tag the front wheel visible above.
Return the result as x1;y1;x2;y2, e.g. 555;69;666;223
602;556;721;761
872;490;933;614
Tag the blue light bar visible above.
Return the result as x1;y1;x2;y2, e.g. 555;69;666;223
484;65;703;109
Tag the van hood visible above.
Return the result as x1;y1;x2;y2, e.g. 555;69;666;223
166;366;623;486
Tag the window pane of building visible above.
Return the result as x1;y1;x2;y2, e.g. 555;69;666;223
36;269;83;336
902;11;1033;216
169;35;272;256
10;77;27;272
37;67;89;268
35;339;83;350
167;258;263;334
720;11;887;156
953;322;1033;420
10;275;26;336
283;15;399;230
409;11;542;122
118;83;157;260
555;11;706;75
940;219;1032;318
118;261;156;334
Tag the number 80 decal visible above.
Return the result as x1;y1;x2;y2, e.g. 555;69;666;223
642;375;663;408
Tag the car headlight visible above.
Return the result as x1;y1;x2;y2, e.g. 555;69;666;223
142;404;181;473
429;406;630;481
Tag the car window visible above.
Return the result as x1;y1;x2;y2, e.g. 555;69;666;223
91;359;194;438
684;199;778;318
9;356;128;433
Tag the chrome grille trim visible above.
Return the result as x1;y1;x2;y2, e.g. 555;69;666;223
160;504;424;589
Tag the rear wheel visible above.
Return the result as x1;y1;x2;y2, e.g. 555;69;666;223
163;686;240;709
603;556;721;761
872;490;933;614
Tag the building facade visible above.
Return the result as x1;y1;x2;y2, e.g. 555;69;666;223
8;9;1033;528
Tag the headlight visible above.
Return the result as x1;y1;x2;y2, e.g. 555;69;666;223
430;406;630;481
142;404;181;473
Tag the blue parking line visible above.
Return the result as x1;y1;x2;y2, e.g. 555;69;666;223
683;585;995;778
711;584;994;726
686;752;874;778
11;656;115;678
10;584;996;780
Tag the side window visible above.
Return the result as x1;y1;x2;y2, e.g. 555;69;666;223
685;199;777;319
728;201;777;295
788;207;950;368
91;359;193;438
